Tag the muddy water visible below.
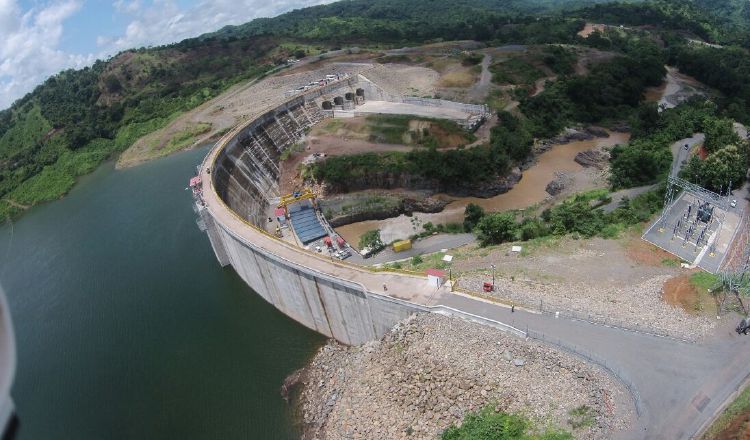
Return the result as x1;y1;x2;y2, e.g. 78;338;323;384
336;132;630;247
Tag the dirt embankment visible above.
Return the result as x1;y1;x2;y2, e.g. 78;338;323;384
295;314;633;440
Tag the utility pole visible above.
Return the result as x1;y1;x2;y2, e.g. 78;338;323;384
490;264;496;288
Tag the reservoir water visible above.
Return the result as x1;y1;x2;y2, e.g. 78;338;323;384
0;146;324;439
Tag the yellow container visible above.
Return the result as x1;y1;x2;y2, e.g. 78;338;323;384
393;239;412;252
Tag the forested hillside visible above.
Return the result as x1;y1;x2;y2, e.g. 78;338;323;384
2;0;750;222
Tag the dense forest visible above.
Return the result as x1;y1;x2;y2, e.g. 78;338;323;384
3;0;750;221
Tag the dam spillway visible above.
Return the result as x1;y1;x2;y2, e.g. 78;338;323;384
195;66;497;345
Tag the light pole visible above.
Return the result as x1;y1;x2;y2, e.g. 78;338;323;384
490;264;496;288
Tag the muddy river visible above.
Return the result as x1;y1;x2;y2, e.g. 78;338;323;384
336;131;630;247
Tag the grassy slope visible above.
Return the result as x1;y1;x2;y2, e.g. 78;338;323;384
702;382;750;439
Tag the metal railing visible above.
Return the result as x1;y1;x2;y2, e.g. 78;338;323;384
454;282;694;343
525;328;643;418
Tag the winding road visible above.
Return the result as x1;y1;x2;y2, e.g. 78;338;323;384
434;291;750;440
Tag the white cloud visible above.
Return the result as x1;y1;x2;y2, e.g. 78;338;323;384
101;0;335;53
0;0;337;110
0;0;94;109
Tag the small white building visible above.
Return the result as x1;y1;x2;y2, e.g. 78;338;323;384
426;269;446;288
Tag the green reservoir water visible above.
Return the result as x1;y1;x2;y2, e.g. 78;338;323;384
0;146;325;439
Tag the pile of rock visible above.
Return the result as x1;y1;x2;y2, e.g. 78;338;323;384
574;149;610;169
460;274;714;340
298;314;633;440
535;127;612;154
545;171;573;196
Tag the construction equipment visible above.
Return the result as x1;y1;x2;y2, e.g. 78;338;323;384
278;188;317;216
393;239;412;252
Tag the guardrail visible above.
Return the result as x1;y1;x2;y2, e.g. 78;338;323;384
428;305;526;338
525;328;643;418
454;281;694;342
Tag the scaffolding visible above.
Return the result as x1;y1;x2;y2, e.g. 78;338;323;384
278;188;317;216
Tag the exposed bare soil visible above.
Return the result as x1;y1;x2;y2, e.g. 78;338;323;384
712;411;750;440
662;273;702;314
625;235;679;266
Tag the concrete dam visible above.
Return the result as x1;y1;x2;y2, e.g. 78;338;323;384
193;69;504;345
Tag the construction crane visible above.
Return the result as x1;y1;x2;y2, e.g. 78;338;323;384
277;188;317;217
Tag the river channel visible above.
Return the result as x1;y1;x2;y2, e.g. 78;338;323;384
0;146;324;439
336;131;630;247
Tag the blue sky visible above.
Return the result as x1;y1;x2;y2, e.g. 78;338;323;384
0;0;334;109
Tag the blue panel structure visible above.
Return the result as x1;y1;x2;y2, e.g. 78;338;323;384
289;201;327;244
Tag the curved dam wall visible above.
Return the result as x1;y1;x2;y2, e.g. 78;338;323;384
203;78;422;345
205;212;422;345
200;74;501;345
0;287;16;436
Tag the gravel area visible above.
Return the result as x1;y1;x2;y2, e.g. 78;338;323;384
363;64;439;97
299;314;633;440
460;274;715;340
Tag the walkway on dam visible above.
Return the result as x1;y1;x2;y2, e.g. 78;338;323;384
200;146;750;440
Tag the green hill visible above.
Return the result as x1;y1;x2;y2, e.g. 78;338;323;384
2;0;750;222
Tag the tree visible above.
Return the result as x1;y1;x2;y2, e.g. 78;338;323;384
359;229;384;252
609;141;672;189
708;144;744;189
463;203;485;232
475;213;516;246
703;117;740;153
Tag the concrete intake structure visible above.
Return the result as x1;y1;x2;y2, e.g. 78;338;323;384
194;72;506;345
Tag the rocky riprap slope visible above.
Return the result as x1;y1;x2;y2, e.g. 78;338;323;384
298;314;633;440
460;275;714;341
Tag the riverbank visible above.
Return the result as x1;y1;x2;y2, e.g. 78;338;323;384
336;130;628;248
297;313;633;440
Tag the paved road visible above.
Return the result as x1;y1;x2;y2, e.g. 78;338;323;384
467;54;492;102
362;233;474;266
433;291;750;440
602;133;705;212
602;184;657;212
672;133;705;177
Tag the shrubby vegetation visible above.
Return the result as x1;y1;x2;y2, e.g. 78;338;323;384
309;111;533;191
441;405;573;440
7;0;750;223
359;229;384;252
470;188;663;246
520;54;665;137
610;99;749;192
364;115;475;148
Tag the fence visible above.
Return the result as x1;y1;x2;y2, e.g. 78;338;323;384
402;96;489;115
525;328;643;418
535;302;690;342
455;279;693;342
